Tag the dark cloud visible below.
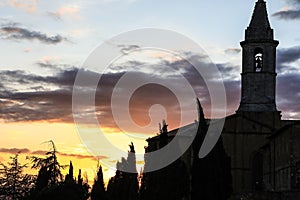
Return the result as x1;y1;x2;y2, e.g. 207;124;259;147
0;54;240;128
0;68;77;87
273;0;300;20
277;73;300;119
273;10;300;20
1;45;299;126
224;48;241;54
276;46;300;76
0;66;126;125
0;148;107;160
0;58;194;131
0;82;6;90
0;68;78;122
0;90;73;122
31;150;108;160
277;46;300;65
117;44;141;55
47;11;62;21
157;56;241;117
0;148;31;154
0;22;67;44
274;45;300;119
58;152;108;160
216;63;240;80
36;62;64;70
223;80;240;113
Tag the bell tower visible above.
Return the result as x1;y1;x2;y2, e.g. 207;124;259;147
237;0;279;114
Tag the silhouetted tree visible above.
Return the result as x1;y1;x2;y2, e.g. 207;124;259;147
34;165;50;192
78;169;83;186
25;141;93;200
30;181;89;200
191;98;232;200
29;140;66;187
0;153;35;200
26;162;90;200
77;170;90;200
107;143;138;200
65;161;74;183
91;165;107;200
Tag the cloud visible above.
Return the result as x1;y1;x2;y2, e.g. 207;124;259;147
117;44;141;55
0;148;31;154
0;68;78;122
1;46;300;129
277;73;300;119
36;62;62;70
36;56;66;70
58;152;108;160
0;54;239;131
216;63;240;80
273;9;300;20
5;0;39;13
47;5;80;21
224;48;241;54
0;90;73;122
31;150;108;160
277;46;300;65
0;56;213;131
0;23;67;44
24;48;30;53
273;0;300;20
0;148;107;160
274;45;300;119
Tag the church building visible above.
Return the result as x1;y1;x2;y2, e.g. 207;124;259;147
142;1;300;199
222;1;300;199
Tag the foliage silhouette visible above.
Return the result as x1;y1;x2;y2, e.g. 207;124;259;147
91;165;107;200
0;108;233;200
28;140;66;186
107;143;139;200
191;98;232;200
0;153;35;200
65;161;74;184
24;141;89;200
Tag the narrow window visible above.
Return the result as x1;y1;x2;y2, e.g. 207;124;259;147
254;48;263;72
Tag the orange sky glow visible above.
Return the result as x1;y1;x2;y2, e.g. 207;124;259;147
0;121;154;185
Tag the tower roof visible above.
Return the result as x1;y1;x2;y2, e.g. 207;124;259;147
249;0;271;29
245;0;274;40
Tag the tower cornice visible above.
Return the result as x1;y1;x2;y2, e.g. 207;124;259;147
240;39;279;47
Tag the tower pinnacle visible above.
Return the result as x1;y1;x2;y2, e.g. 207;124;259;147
245;0;273;40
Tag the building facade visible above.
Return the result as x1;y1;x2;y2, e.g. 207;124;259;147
222;1;300;199
144;0;300;199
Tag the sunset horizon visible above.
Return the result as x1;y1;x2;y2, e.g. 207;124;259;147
1;0;300;199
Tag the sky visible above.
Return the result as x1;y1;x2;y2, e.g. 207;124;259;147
1;0;300;184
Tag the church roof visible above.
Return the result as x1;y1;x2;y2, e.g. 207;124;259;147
146;122;199;142
268;121;300;139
